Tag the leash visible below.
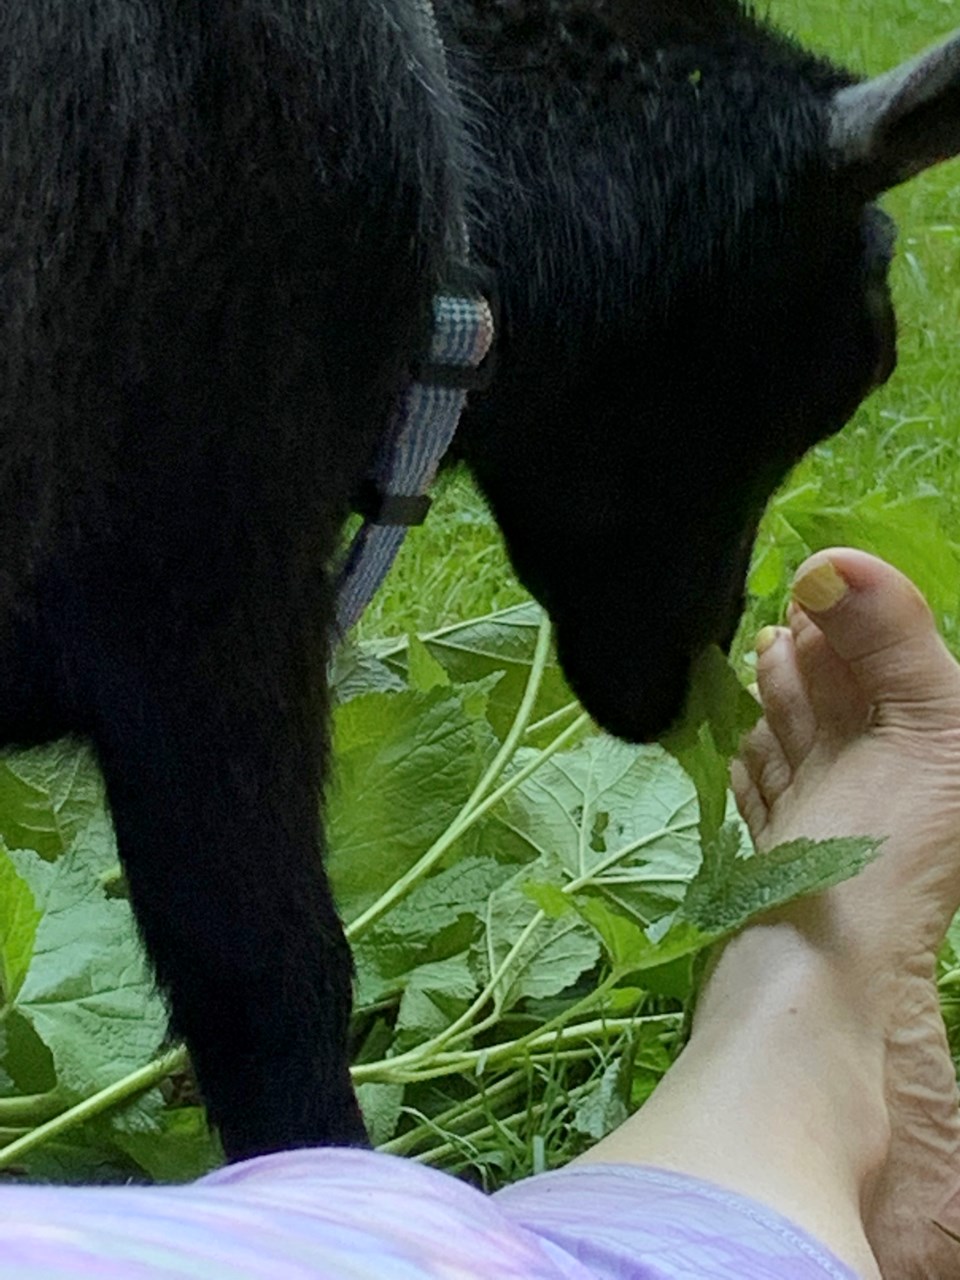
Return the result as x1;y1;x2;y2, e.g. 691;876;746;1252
334;1;494;636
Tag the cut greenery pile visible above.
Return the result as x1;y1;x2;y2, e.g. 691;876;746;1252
0;602;882;1186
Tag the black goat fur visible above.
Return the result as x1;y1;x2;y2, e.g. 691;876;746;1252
0;0;911;1157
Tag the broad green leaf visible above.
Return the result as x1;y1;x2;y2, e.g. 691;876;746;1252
374;603;575;740
358;1081;405;1147
330;644;405;703
575;898;709;973
573;1059;629;1140
0;843;41;1003
327;684;500;920
353;857;512;1006
682;824;884;935
0;741;106;861
15;849;168;1097
662;647;760;843
112;1102;219;1183
407;635;450;692
395;955;478;1043
482;738;700;894
478;879;600;1009
748;540;785;599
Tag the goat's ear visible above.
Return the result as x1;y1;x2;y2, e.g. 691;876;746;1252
830;28;960;196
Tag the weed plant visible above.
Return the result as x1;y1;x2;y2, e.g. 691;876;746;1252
0;0;957;1188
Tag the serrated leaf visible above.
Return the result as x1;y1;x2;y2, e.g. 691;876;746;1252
479;880;599;1009
482;738;700;894
407;634;450;692
375;603;575;740
357;1081;405;1147
327;685;499;920
330;644;406;703
396;955;478;1042
0;843;41;1003
573;1059;629;1140
15;850;168;1098
682;824;884;935
0;741;106;861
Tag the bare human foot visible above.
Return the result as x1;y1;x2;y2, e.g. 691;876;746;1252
733;548;960;1279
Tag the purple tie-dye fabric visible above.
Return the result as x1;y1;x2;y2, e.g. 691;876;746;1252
0;1149;862;1279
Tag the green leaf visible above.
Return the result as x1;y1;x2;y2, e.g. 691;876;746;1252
573;1059;629;1140
375;603;575;741
682;824;884;936
396;955;478;1043
353;858;510;1008
0;842;41;1004
357;1082;406;1147
662;647;760;843
574;897;709;973
0;742;106;861
407;635;451;692
111;1100;220;1183
14;849;168;1098
327;684;500;920
330;644;405;703
482;737;700;895
479;880;600;1009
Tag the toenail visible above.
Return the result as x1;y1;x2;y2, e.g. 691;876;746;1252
792;561;849;613
755;626;780;656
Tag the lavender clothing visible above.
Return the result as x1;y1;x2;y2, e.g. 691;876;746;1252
0;1149;862;1279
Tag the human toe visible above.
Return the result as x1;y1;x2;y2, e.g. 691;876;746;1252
791;549;960;724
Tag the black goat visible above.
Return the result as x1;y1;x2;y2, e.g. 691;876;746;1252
1;1;958;1160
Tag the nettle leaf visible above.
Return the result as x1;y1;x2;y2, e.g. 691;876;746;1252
483;738;700;896
573;898;708;973
113;1104;219;1184
14;849;168;1098
395;955;478;1044
353;857;513;1006
0;741;106;861
478;878;599;1009
376;603;575;740
407;634;451;693
573;1059;629;1140
327;684;500;920
357;1081;406;1147
682;823;884;936
330;644;406;704
663;647;761;844
0;842;42;1003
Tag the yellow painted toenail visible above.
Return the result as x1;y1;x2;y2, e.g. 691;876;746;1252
754;626;779;656
747;682;760;702
792;561;849;613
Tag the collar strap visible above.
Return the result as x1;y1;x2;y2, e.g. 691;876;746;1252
334;292;495;636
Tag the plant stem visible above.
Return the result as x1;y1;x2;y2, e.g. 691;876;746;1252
0;1047;187;1172
0;1090;63;1127
346;621;583;943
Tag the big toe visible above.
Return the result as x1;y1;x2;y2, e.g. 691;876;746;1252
791;549;960;724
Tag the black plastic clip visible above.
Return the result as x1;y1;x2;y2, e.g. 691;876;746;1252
354;480;433;527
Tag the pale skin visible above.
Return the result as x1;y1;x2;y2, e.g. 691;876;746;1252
574;548;960;1279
